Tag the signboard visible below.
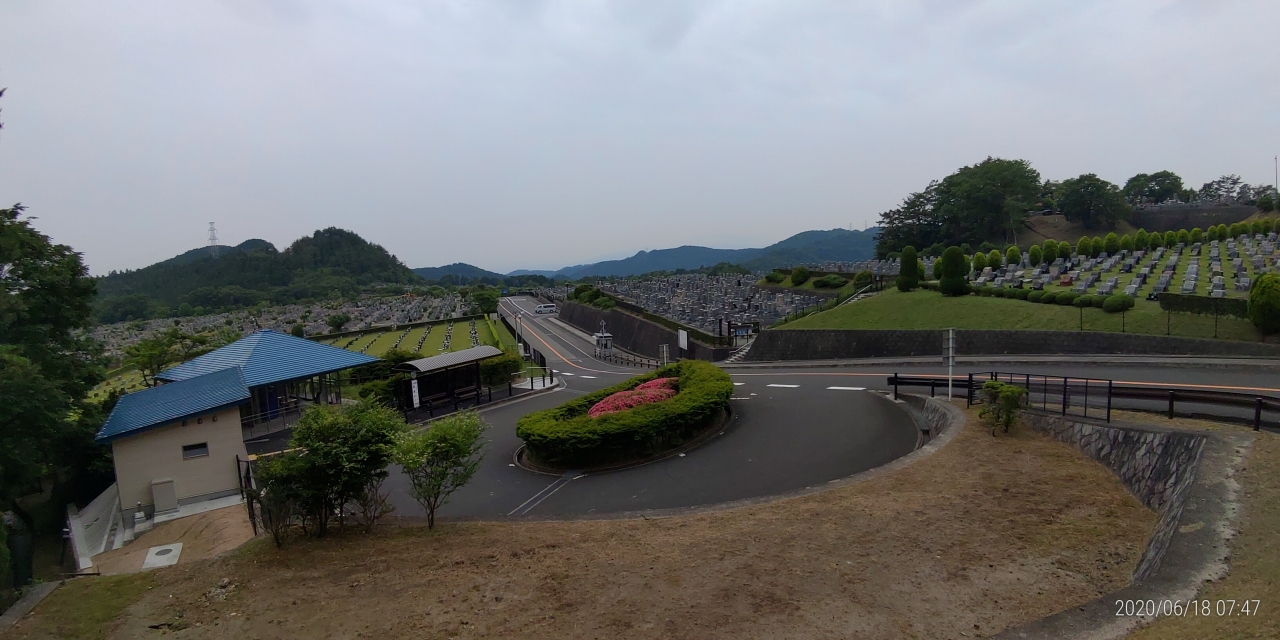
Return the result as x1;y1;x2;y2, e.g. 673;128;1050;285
410;374;420;409
678;329;688;351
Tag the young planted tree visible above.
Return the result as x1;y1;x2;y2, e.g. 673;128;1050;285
1249;273;1280;335
1176;229;1190;245
1076;236;1091;257
1103;232;1120;255
393;411;488;529
1042;240;1059;265
987;249;1003;268
327;313;351;332
1163;230;1177;247
939;246;969;297
1028;244;1042;266
1005;245;1021;267
790;266;810;286
1119;234;1134;252
971;251;988;274
1189;227;1203;244
1134;229;1149;250
896;246;919;292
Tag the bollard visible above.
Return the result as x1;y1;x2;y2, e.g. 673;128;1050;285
1255;397;1264;431
1168;391;1176;419
893;373;898;400
930;380;935;397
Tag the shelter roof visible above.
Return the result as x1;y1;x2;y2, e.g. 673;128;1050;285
392;345;503;374
96;367;249;443
157;329;378;387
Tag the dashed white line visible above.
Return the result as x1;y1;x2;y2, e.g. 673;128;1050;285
733;382;745;386
827;386;866;391
580;375;597;379
766;384;800;388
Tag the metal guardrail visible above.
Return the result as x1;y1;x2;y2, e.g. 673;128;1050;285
887;371;1280;430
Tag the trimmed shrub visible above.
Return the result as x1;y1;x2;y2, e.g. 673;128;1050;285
1042;241;1059;265
1119;234;1134;252
987;249;1003;268
1103;232;1120;255
1249;273;1280;334
930;259;941;281
1148;230;1164;248
976;285;992;297
979;381;1027;436
1013;288;1030;300
1103;294;1136;313
1028;244;1042;266
1027;290;1044;303
480;353;525;386
1229;222;1245;238
1261;218;1275;234
1072;295;1093;308
1251;220;1263;236
815;274;849;289
1091;294;1107;309
1076;236;1091;257
1158;292;1248;318
939;246;969;296
896;246;919;291
790;266;811;285
764;271;786;284
1163;230;1177;246
1054;291;1078;305
1176;229;1190;245
517;361;732;468
1190;227;1203;244
1005;245;1021;267
1091;236;1104;257
1206;226;1220;242
918;259;926;280
971;251;988;273
1134;229;1149;249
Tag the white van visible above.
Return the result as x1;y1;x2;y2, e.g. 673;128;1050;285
535;303;558;314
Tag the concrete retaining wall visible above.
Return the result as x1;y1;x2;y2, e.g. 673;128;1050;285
1020;412;1205;581
743;328;1280;361
901;394;954;442
558;303;732;361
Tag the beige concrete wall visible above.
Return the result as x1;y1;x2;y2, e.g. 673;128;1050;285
111;406;247;512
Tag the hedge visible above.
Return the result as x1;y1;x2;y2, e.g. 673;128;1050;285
814;274;849;289
1027;290;1044;303
516;360;732;468
1158;292;1249;319
1103;294;1136;313
1054;292;1078;305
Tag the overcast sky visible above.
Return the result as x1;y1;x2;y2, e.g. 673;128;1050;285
1;1;1278;275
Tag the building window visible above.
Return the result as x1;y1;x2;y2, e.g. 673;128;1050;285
182;443;209;459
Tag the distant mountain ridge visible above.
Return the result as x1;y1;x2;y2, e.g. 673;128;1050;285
412;263;507;282
493;229;878;278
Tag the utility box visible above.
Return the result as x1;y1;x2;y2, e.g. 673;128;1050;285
151;478;178;516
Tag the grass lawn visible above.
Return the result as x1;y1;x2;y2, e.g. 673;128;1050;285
787;288;1265;342
362;329;403;356
2;572;157;640
756;276;858;296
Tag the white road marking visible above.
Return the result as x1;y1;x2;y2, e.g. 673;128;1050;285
508;473;583;516
827;386;867;391
580;375;597;379
733;382;745;386
730;397;751;400
766;384;800;388
559;372;575;376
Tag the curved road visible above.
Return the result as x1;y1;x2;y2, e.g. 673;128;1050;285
384;296;1280;521
383;297;920;520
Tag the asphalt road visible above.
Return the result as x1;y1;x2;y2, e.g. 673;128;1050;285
382;297;921;520
382;296;1280;521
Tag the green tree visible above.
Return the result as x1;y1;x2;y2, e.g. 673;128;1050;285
1028;244;1042;266
470;289;499;314
1042;240;1058;265
934;158;1041;245
1119;234;1134;252
1059;174;1131;229
1076;236;1092;257
0;204;105;530
1005;245;1021;267
1091;236;1104;258
291;323;306;337
1207;226;1220;242
1249;273;1280;334
1134;229;1149;250
931;258;942;280
326;313;351;332
790;266;810;286
1259;193;1277;212
124;335;179;387
392;410;488;529
896;246;919;291
1149;231;1165;249
971;251;988;273
1103;232;1120;255
1164;230;1177;247
1176;229;1190;245
938;247;969;296
874;184;942;258
1123;171;1184;205
1189;228;1203;244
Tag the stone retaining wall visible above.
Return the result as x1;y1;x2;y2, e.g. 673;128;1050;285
1020;412;1205;581
901;394;954;442
558;302;732;361
744;328;1280;361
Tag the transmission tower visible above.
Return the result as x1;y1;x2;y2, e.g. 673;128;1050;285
208;222;219;258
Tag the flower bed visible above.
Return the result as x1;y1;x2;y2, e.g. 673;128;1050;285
516;361;732;469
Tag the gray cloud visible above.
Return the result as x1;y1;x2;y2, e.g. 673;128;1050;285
1;0;1277;274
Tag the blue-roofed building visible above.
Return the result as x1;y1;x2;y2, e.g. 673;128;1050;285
156;329;379;436
76;330;381;542
94;367;252;524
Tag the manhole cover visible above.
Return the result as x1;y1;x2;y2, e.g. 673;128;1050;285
155;548;173;556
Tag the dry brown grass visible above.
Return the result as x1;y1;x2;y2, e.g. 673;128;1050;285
4;404;1156;640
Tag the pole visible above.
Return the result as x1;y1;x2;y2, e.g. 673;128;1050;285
1255;398;1264;431
947;328;954;400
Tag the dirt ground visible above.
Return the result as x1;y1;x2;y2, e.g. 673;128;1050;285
91;505;255;575
7;403;1156;639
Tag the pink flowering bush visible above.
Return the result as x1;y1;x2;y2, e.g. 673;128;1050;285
588;386;676;417
635;377;677;391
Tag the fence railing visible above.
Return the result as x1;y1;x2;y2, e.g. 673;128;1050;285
886;371;1280;430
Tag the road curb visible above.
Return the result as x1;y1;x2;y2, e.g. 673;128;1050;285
721;355;1280;370
0;581;61;633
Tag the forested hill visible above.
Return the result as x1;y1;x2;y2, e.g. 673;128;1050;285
94;228;420;323
534;228;878;278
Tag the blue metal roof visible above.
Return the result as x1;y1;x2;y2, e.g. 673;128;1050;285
96;367;250;443
156;329;379;387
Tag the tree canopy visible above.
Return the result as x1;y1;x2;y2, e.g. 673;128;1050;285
1058;174;1131;230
